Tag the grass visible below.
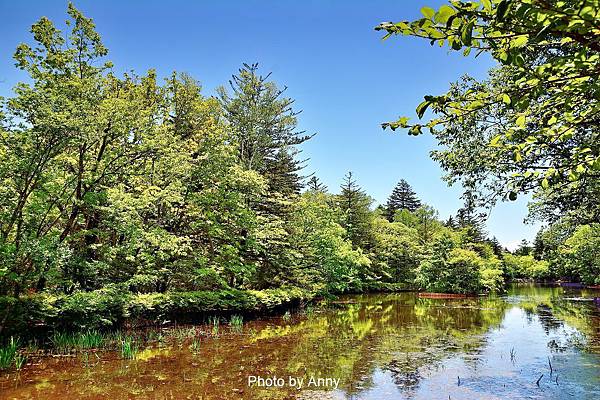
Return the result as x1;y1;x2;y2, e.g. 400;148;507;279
0;337;20;370
14;353;27;370
209;316;220;336
229;315;243;332
50;330;104;353
120;336;138;360
189;338;201;353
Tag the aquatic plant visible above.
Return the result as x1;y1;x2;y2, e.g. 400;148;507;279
0;337;19;370
229;315;243;332
78;330;104;349
189;338;201;353
50;330;104;352
13;353;27;370
171;326;197;342
209;316;220;336
120;336;138;359
51;332;81;353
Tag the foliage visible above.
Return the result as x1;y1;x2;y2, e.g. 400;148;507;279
385;179;421;220
2;4;583;343
337;172;374;250
377;0;599;208
0;337;19;370
291;191;370;294
371;217;421;283
560;224;600;285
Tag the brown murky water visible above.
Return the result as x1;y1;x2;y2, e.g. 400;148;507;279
1;284;600;399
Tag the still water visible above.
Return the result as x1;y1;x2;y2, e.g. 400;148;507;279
1;285;599;399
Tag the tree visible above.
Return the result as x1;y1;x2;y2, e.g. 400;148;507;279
306;176;328;193
337;172;374;250
560;224;600;285
291;191;370;293
376;0;600;220
0;4;162;295
514;239;533;256
385;179;421;221
456;200;486;243
217;63;312;196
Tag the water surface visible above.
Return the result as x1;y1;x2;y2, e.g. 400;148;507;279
1;285;599;399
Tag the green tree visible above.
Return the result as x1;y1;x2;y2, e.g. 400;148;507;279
306;176;328;193
561;224;600;285
292;192;370;293
376;0;600;219
385;179;421;220
217;63;312;196
337;172;374;250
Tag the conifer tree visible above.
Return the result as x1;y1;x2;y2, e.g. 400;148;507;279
338;172;373;249
306;176;328;193
456;199;486;243
385;179;421;221
217;63;312;196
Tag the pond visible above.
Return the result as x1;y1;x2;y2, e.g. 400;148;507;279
1;285;600;399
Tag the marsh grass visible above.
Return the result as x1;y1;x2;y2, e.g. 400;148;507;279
13;353;27;370
120;336;138;359
209;316;220;336
0;337;19;370
189;338;201;353
50;330;104;353
229;315;243;332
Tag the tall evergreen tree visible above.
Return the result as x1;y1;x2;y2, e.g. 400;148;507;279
385;179;421;221
217;63;312;196
338;172;373;249
456;199;486;243
306;176;328;193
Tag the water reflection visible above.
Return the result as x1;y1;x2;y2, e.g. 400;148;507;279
1;285;599;399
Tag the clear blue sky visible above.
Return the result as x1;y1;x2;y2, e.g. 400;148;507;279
0;0;540;249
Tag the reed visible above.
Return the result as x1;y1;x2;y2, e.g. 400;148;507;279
209;316;220;336
0;337;19;370
189;338;201;353
120;336;138;360
229;315;243;332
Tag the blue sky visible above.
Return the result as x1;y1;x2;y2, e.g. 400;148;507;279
0;0;541;249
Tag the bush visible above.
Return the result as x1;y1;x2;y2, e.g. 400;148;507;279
0;286;313;340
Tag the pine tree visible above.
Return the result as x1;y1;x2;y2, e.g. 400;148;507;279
218;63;313;195
385;179;421;221
456;200;486;243
445;216;457;229
306;176;328;193
338;172;373;249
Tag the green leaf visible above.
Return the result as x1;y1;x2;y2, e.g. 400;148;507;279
541;178;549;189
501;93;511;105
416;99;431;119
435;5;456;24
496;0;511;22
516;115;526;127
461;20;475;46
420;6;435;19
511;35;528;48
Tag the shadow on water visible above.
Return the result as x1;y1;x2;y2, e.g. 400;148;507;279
1;284;599;399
